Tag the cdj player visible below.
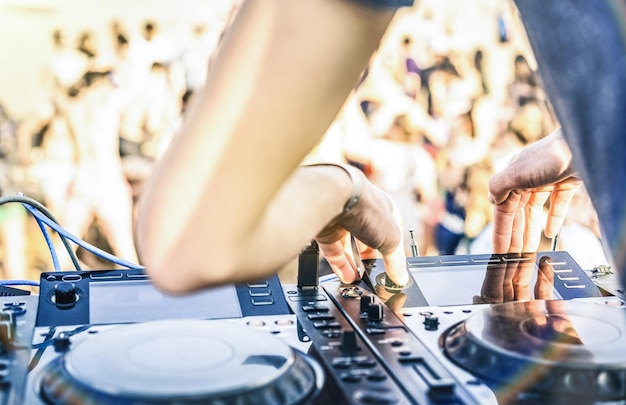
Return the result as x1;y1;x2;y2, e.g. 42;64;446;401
25;271;312;404
11;250;626;404
286;251;626;404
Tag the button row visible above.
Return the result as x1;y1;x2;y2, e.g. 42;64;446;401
408;253;549;268
339;368;388;383
551;266;587;288
353;387;399;404
302;303;329;312
307;313;335;321
247;281;274;306
331;355;378;369
246;318;295;328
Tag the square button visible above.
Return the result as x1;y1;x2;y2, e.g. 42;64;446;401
251;297;274;306
247;281;269;288
248;289;272;297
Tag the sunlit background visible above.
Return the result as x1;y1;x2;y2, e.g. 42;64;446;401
0;0;608;287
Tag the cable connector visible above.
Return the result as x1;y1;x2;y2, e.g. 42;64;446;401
591;264;613;275
409;228;419;257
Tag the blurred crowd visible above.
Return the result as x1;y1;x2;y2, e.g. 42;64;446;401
0;0;607;282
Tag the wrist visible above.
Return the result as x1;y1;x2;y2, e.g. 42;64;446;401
302;163;364;217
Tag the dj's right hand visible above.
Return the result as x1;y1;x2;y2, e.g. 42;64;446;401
315;176;409;287
489;128;582;253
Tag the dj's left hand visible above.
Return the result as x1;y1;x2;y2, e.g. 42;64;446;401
315;178;409;287
489;129;581;254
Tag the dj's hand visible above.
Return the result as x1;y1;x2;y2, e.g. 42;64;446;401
474;254;555;304
315;177;408;287
489;129;582;254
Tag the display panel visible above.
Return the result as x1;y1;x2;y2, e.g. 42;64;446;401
89;280;242;324
411;263;563;306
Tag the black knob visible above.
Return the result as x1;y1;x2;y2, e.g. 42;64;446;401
340;331;359;355
54;282;77;307
360;295;373;314
53;332;71;353
423;315;440;331
367;303;384;323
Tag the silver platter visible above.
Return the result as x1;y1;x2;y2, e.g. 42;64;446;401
39;319;323;404
444;300;626;401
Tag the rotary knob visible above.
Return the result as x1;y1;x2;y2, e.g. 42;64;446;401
340;330;359;355
367;303;384;323
53;331;72;353
360;295;373;314
423;315;440;331
54;282;77;308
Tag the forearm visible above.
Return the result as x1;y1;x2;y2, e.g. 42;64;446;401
138;165;353;293
136;0;396;293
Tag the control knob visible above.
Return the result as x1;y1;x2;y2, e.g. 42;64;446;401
360;295;373;314
54;282;77;308
424;315;440;331
340;331;359;355
367;303;384;323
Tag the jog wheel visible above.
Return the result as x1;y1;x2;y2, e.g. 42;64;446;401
444;300;626;402
39;319;324;404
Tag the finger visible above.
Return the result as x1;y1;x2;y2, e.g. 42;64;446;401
535;256;555;300
523;191;550;252
502;259;518;302
488;171;513;205
545;187;578;238
318;238;359;283
327;253;359;283
509;193;530;253
377;197;409;286
473;295;488;304
492;191;522;254
513;259;535;301
479;259;506;303
381;240;409;286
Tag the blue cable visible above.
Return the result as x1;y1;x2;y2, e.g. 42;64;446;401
22;203;144;270
0;280;40;287
31;214;61;271
2;194;82;270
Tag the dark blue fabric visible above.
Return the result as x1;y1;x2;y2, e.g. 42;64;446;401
515;0;626;288
435;191;466;255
